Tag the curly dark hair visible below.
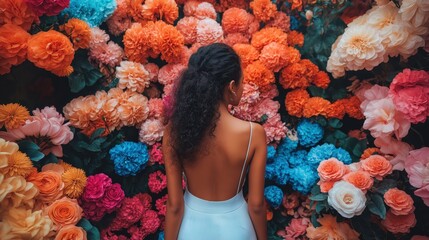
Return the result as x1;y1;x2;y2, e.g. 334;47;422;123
168;43;242;164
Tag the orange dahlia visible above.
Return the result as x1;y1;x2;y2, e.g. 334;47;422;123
344;96;364;119
0;0;39;31
159;24;185;63
0;24;31;75
279;62;310;89
0;151;33;178
287;30;304;47
250;0;277;22
60;18;91;50
142;0;179;24
0;103;30;129
232;43;259;67
302;97;331;118
27;30;74;76
312;71;330;89
251;27;288;51
123;23;150;64
326;99;346;119
243;61;275;92
285;89;310;117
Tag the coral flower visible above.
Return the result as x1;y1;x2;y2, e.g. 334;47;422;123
250;0;277;22
0;0;39;31
124;23;151;64
384;188;414;215
221;7;252;35
196;18;224;46
224;33;249;46
176;16;199;45
361;155;392;180
0;150;33;178
266;12;290;32
0;103;30;129
243;61;275;92
0;24;31;75
326;100;346;119
306;214;359;239
259;43;297;72
251;27;288;51
116;61;150;93
62;167;87;199
287;30;304;47
232;44;259;67
159;24;185;63
280;61;314;90
142;0;178;24
60;18;91;50
285;89;310;117
343;171;373;191
312;71;330;89
302;97;330;118
27;30;74;76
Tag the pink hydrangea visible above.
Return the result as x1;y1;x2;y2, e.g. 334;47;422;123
139;118;165;145
89;27;110;48
196;18;224;46
89;41;124;67
374;136;412;170
148;170;167;194
0;106;73;157
144;63;159;82
25;0;70;16
158;63;186;85
149;143;164;165
141;210;161;234
155;194;168;216
263;114;287;144
176;16;198;46
389;69;429;124
98;183;125;213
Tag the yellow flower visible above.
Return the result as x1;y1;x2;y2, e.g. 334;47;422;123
0;151;33;178
62;167;87;199
0;103;30;129
0;138;19;168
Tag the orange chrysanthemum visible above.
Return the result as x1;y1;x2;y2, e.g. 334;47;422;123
0;24;31;75
251;27;288;51
279;62;311;90
360;148;380;160
58;160;73;171
27;30;74;76
142;0;179;24
159;24;185;63
0;151;33;178
60;18;91;50
326;99;346;119
312;71;330;89
287;30;304;47
243;61;275;92
224;33;249;47
250;0;277;22
221;7;251;35
266;11;290;33
285;89;310;117
0;0;39;31
232;43;259;67
124;23;151;63
62;167;87;199
303;97;331;118
300;59;319;78
129;0;145;22
0;103;30;129
259;43;292;72
344;96;364;119
176;16;198;45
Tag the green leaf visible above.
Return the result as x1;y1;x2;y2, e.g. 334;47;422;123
331;88;347;101
311;184;322;196
28;151;45;162
367;193;386;219
90;128;105;141
308;86;324;97
68;50;103;93
315;201;327;214
374;179;397;195
43;153;58;164
310;193;328;201
77;141;101;152
311;213;321;227
329;119;343;129
77;218;100;240
352;140;367;158
333;130;347;139
18;140;40;151
68;73;86;93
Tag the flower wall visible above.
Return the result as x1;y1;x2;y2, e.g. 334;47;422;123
0;0;428;239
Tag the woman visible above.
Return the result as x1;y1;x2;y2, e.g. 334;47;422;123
163;43;267;240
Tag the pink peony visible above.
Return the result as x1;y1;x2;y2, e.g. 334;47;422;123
405;147;429;206
158;63;186;86
99;183;124;213
25;0;70;16
149;143;164;165
360;84;389;111
81;173;112;202
389;69;429;124
139;118;165;145
144;63;159;82
148;170;167;194
263;114;287;144
374;136;412;170
89;41;124;67
196;18;224;46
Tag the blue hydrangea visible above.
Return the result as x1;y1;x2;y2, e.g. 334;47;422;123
265;155;289;186
276;136;298;156
267;145;276;163
109;141;149;176
297;119;324;147
287;150;308;168
288;165;318;194
307;143;337;166
264;185;283;208
62;0;117;27
332;147;352;164
158;231;164;240
290;16;300;30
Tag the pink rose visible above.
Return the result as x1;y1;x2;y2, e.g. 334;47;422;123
381;210;416;234
99;183;125;212
82;173;112;202
405;147;429;188
360;84;389;111
389;69;429;124
414;185;429;206
374;136;412;171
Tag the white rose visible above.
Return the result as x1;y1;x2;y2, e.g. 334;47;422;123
328;181;367;218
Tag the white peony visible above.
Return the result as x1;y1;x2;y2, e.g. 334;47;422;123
328;181;367;218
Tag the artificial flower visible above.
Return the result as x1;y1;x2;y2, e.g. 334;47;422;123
0;174;39;212
224;33;249;46
384;188;414;215
61;0;117;27
89;41;124;67
0;24;31;75
243;61;275;92
109;141;149;176
0;103;30;130
327;181;366;218
302;97;330;118
285;89;310;118
264;185;283;208
60;18;91;49
266;12;290;32
297;119;324;147
251;27;288;51
0;0;39;31
142;0;178;24
259;43;297;72
381;210;416;233
55;225;87;240
306;214;359;240
287;30;304;47
249;0;277;22
1;207;52;239
148;170;167;194
360;155;392;180
139;118;165;145
46;197;83;226
232;44;259;67
99;183;125;213
116;61;150;93
0;151;32;178
89;27;110;48
176;17;198;46
317;158;348;182
342;171;373;192
196;18;224;46
28;170;64;204
159;23;185;63
62;167;87;199
106;0;132;36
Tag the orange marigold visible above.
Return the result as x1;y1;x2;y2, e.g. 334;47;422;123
142;0;179;24
344;96;364;119
259;43;291;72
221;7;252;35
218;0;248;12
0;0;39;31
243;61;275;92
0;150;33;178
62;167;87;199
0;103;30;129
312;71;330;89
27;30;74;76
303;97;330;118
251;27;288;51
0;24;31;75
60;18;91;50
279;61;311;90
300;59;319;78
266;12;290;32
176;16;198;45
123;23;150;63
250;0;277;22
159;24;185;63
326;99;346;119
224;33;249;47
285;89;310;117
233;43;259;67
129;0;145;22
361;148;380;160
287;30;304;47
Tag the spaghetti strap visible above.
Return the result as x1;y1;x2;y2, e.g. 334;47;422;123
236;121;253;194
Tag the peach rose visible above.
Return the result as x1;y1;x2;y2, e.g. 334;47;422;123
343;171;374;192
46;197;83;226
360;155;393;180
28;171;64;204
319;180;335;193
317;158;348;182
381;210;416;233
55;225;87;240
384;188;414;215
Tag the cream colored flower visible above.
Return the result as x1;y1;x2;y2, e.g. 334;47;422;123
328;181;366;218
116;61;150;93
399;0;429;29
0;138;19;168
365;2;399;30
0;174;39;214
1;207;53;239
